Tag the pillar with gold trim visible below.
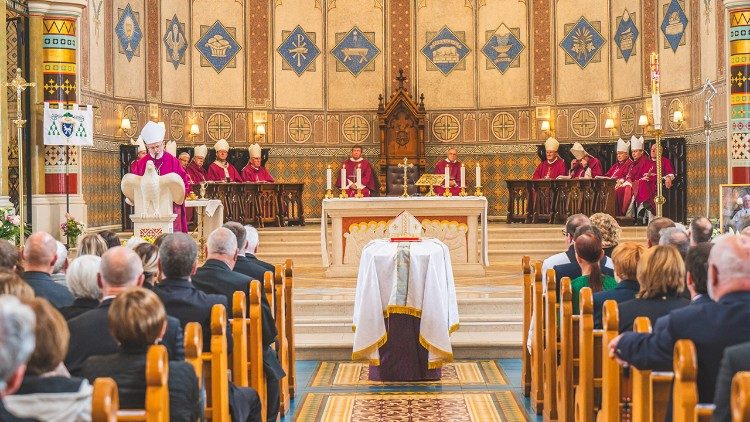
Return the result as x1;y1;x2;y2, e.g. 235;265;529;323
727;1;750;183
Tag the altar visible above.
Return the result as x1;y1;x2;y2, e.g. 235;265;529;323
320;197;489;277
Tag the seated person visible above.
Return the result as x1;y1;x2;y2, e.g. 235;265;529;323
241;143;275;183
685;242;713;305
178;152;190;170
593;242;645;329
59;255;102;320
336;145;375;197
433;148;462;196
608;138;634;215
569;142;603;178
207;139;243;182
0;296;37;422
3;298;93;422
617;245;689;332
186;145;208;184
630;142;675;222
713;340;750;421
590;212;621;257
129;136;146;174
554;225;615;296
133;243;160;289
571;231;617;314
532;137;567;180
76;233;108;257
0;270;34;300
730;194;750;233
81;288;202;422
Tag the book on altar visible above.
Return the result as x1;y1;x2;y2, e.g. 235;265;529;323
388;211;423;241
594;175;612;179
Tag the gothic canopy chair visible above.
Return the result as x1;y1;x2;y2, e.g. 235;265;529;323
378;70;427;196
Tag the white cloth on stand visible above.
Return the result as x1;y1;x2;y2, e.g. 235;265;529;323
352;238;459;369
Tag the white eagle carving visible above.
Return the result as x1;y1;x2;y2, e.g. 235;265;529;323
121;161;186;219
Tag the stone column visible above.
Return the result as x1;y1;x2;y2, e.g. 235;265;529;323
726;1;750;183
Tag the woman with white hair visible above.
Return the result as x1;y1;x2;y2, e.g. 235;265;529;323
58;255;102;321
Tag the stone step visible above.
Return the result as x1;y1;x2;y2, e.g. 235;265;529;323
293;297;523;318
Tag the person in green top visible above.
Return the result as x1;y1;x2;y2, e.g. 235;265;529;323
571;231;618;314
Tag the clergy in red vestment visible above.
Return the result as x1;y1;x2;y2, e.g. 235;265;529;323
241;143;275;183
608;138;634;215
569;142;603;178
129;136;146;174
632;143;675;220
336;145;376;197
130;121;191;233
532;137;567;179
206;139;243;182
186;144;208;185
178;152;190;170
433;148;462;196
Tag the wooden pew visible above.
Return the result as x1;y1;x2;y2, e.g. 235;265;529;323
598;300;620;421
732;372;750;421
530;260;544;414
284;258;296;399
556;276;574;421
630;317;652;422
543;268;558;421
231;291;249;388
202;304;230;422
521;255;532;397
91;378;119;422
117;345;170;422
673;339;713;421
264;271;275;316
274;264;290;415
574;287;596;422
248;280;267;422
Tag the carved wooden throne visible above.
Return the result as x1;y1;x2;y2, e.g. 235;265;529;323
377;70;426;196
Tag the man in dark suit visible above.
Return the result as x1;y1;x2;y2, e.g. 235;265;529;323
21;232;73;308
156;232;261;422
65;246;184;376
690;217;713;245
244;224;274;272
646;216;675;247
685;242;714;305
609;235;750;406
195;225;285;422
713;341;750;421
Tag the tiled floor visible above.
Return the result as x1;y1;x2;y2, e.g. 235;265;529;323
280;359;540;421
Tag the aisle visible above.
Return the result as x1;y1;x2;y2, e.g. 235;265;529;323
281;359;536;421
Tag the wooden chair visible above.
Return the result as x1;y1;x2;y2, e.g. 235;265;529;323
116;345;170;422
543;268;558;421
274;264;290;415
284;258;296;399
556;276;574;421
597;300;620;421
673;339;713;421
530;260;544;414
732;372;750;421
201;304;230;422
521;255;532;397
574;287;596;422
630;317;652;422
231;291;249;388
248;280;267;422
91;378;119;422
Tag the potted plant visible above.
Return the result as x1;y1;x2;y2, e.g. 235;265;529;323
60;213;85;247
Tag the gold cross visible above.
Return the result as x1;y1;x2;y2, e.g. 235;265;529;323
397;157;413;197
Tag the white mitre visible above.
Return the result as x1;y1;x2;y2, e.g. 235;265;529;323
131;136;146;153
631;135;645;150
544;137;559;152
194;144;208;158
214;138;229;152
616;138;630;153
248;143;262;158
570;142;587;160
165;140;177;156
140;121;166;145
388;211;422;237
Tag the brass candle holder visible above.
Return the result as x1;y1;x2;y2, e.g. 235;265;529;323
443;186;453;197
324;189;333;199
474;186;484;197
459;187;467;197
339;188;348;199
355;186;364;198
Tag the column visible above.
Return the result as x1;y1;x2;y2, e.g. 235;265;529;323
0;0;10;207
726;1;750;183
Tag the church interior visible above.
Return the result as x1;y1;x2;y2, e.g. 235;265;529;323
2;0;750;420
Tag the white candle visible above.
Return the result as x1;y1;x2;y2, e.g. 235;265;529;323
444;165;450;189
460;163;466;188
340;168;347;189
356;165;362;188
475;163;482;187
652;93;662;130
326;165;332;190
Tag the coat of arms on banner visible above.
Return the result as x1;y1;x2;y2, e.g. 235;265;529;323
43;102;94;146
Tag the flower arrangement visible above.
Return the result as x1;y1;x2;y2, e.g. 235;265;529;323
0;207;29;244
60;213;85;242
141;235;156;245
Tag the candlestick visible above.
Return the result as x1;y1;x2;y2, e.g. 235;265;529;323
339;168;348;198
443;165;452;197
326;165;332;191
460;164;466;188
475;163;482;187
650;52;662;130
356;165;362;188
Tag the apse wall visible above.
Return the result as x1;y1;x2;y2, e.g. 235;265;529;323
78;0;727;228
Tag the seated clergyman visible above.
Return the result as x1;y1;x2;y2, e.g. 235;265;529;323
206;139;243;182
241;143;274;183
336;145;375;197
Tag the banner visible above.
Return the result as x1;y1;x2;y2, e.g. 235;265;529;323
43;102;94;146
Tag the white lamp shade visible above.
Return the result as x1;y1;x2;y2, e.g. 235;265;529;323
604;118;615;129
673;110;683;123
540;120;550;131
190;123;200;135
256;124;266;136
638;115;649;126
120;118;131;130
157;121;166;129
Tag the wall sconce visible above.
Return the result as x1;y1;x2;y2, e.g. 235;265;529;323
120;118;132;131
540;120;552;138
604;118;615;136
189;123;200;142
255;124;266;142
672;110;684;128
638;114;649;127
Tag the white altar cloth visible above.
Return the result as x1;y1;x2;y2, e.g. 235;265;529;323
352;238;459;368
185;199;224;235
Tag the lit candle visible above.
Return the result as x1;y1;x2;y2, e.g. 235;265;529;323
460;163;466;188
326;165;332;190
444;165;450;189
356;164;362;188
475;163;482;188
650;52;662;130
340;168;347;190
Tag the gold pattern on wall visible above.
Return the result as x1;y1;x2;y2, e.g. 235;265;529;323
620;105;635;135
93;99;103;134
122;105;138;138
491;112;516;141
288;114;312;143
342;115;371;143
206;112;232;141
571;108;597;138
432;114;460;142
170;110;184;141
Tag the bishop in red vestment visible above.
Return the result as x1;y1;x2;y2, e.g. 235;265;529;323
130;122;191;233
206;139;243;182
632;143;675;216
433;148;462;196
532;137;567;179
241;143;275;183
186;145;208;185
607;138;634;215
129;136;146;174
569;142;603;178
336;145;375;197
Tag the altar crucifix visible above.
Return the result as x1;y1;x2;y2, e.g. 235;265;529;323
398;157;413;197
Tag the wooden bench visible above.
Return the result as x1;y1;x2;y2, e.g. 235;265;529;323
557;276;575;421
521;256;532;398
530;260;544;414
543;268;558;421
248;279;268;422
574;287;598;422
91;378;119;422
673;339;713;421
274;264;290;415
232;291;249;388
284;259;296;399
202;304;230;422
732;372;750;421
598;300;620;421
115;345;170;422
630;317;652;422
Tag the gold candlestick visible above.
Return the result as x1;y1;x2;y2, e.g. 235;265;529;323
324;189;333;199
443;186;453;197
459;187;467;197
6;68;35;246
339;188;348;199
652;129;666;217
474;186;484;197
355;186;364;198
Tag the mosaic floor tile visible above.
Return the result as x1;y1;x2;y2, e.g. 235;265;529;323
309;360;508;387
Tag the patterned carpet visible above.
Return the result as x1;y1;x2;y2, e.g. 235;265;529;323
281;359;535;422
